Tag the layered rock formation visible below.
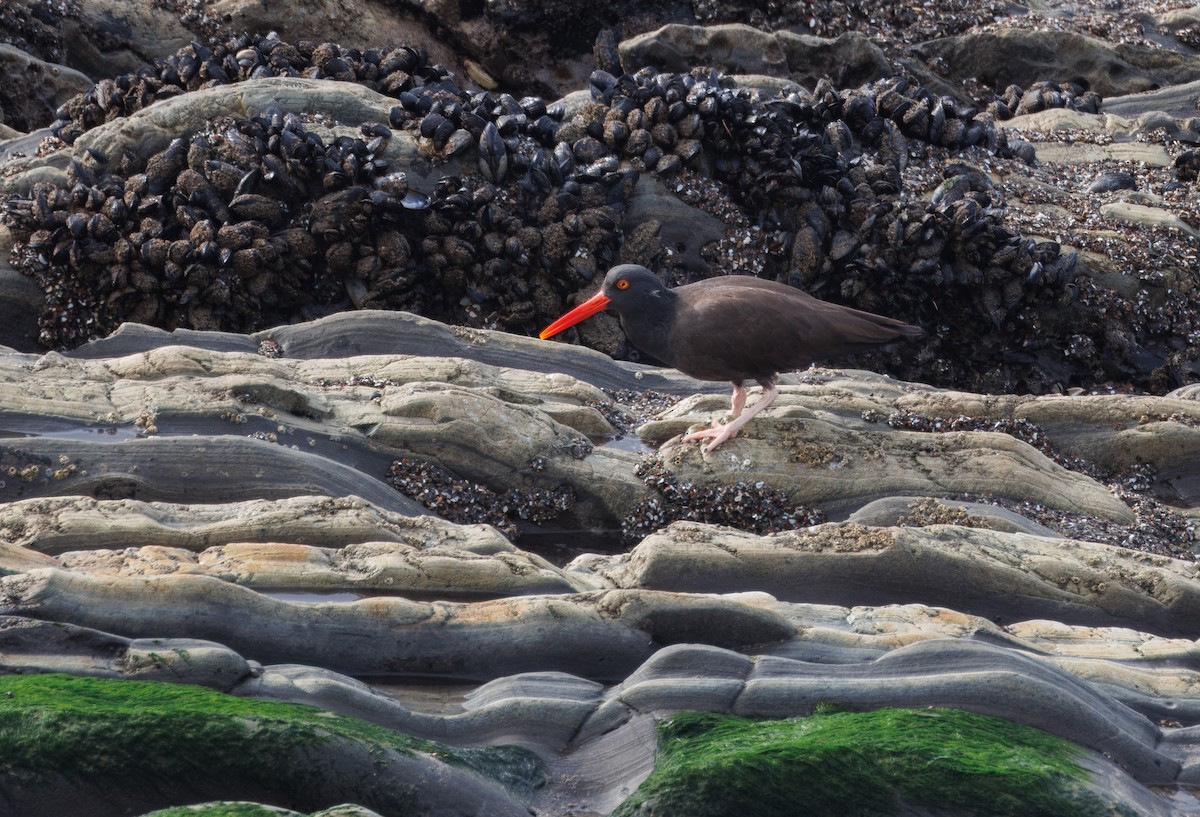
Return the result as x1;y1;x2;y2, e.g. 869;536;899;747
2;0;1200;815
0;313;1196;815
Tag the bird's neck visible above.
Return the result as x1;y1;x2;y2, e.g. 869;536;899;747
618;287;678;365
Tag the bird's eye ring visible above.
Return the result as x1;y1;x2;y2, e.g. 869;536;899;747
616;279;629;289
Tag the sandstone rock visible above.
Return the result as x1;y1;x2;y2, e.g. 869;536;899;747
576;639;1188;790
1106;78;1200;119
0;342;653;528
0;569;664;679
585;520;1200;636
207;0;462;80
1099;200;1200;238
0;225;44;352
0;44;92;133
921;27;1200;97
642;380;1135;521
53;538;591;597
847;496;1062;536
619;24;893;88
60;0;194;78
4;4;1200;812
0;495;496;555
0;542;56;574
10;677;539;817
0;615;252;689
0;434;424;515
898;387;1200;502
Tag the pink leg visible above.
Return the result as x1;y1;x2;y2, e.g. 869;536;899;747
729;383;748;419
682;382;779;453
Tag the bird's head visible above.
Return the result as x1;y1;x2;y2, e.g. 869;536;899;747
539;264;667;339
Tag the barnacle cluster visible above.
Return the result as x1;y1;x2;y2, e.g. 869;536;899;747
972;490;1197;560
4;28;1197;393
621;457;826;543
872;410;1095;475
48;36;450;144
387;456;574;540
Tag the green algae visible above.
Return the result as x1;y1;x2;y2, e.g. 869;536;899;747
0;673;541;813
141;805;297;817
612;707;1125;817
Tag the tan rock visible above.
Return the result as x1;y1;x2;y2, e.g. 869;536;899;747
587;520;1200;636
641;376;1134;522
620;24;892;87
0;495;508;554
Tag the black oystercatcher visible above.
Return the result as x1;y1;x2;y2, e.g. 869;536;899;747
540;264;923;452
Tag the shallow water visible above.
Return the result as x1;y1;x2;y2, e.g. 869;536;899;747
595;433;656;455
0;420;138;442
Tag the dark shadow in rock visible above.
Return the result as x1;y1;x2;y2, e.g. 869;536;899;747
0;434;423;516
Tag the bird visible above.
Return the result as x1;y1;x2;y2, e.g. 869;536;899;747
539;264;923;452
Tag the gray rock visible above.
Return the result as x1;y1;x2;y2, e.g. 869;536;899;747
0;434;424;516
0;495;491;556
733;638;1179;785
0;226;45;352
641;380;1135;521
591;520;1200;636
0;44;92;132
0;570;662;679
60;0;194;78
71;78;464;194
0;615;252;690
1106;78;1200;119
620;24;893;88
847;496;1063;537
921;28;1200;97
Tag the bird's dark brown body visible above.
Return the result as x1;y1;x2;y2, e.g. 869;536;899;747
540;264;923;451
614;272;921;383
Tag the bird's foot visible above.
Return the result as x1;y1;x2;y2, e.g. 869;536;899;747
681;418;740;452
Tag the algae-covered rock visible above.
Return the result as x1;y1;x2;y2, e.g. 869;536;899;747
611;707;1171;817
0;673;541;817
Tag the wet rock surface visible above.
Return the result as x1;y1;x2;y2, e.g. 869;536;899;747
3;0;1200;815
0;315;1198;815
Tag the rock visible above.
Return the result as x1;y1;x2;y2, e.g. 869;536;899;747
3;3;1200;814
1099;200;1200;239
585;520;1200;636
1106;77;1200;119
846;495;1063;536
0;434;425;515
0;495;495;556
59;0;195;78
620;24;894;88
921;28;1200;97
0;671;539;817
0;569;663;679
0;616;252;689
72;77;448;185
640;377;1137;522
579;639;1189;796
0;224;45;352
0;44;92;133
206;0;462;80
235;663;605;753
55;538;592;597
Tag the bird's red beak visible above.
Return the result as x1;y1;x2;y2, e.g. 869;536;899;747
538;291;612;339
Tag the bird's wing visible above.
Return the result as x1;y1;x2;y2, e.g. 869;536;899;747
667;279;917;381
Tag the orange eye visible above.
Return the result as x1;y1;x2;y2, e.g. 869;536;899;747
616;279;630;289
